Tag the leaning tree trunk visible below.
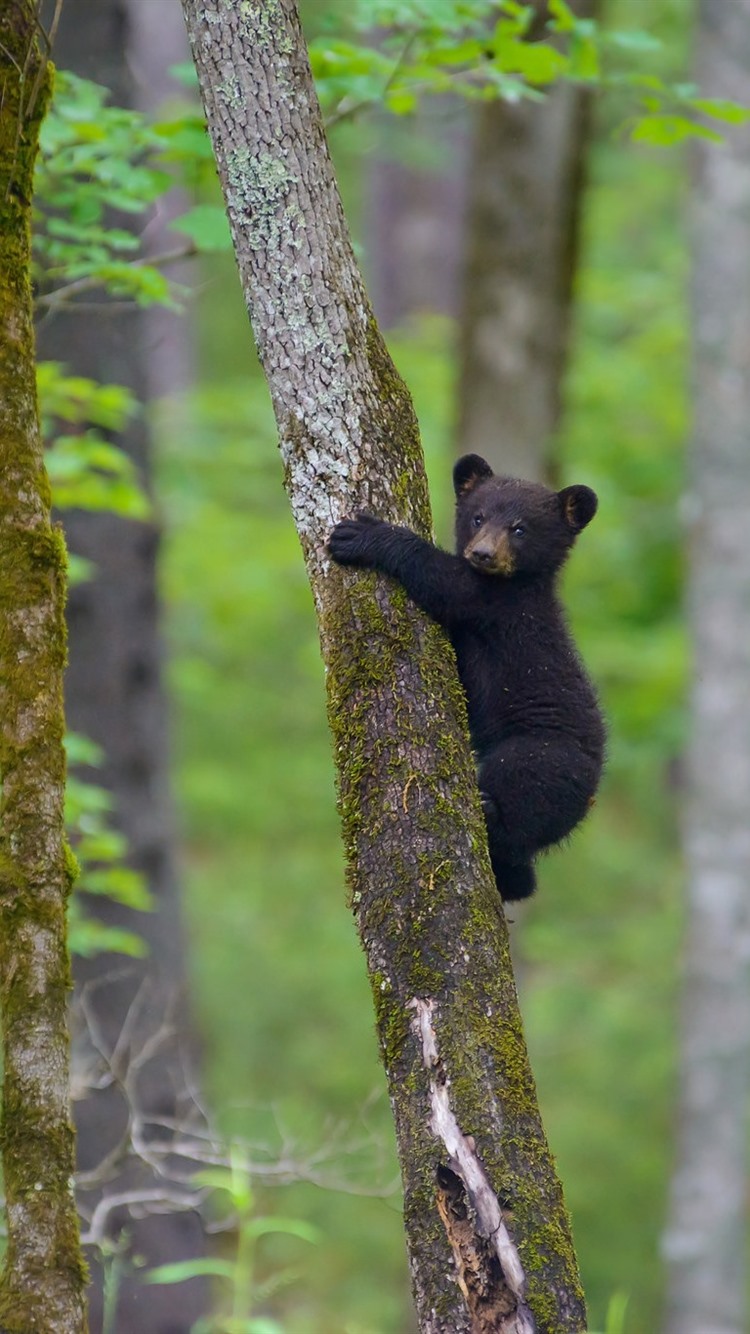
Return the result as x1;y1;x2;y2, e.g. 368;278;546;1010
0;4;87;1330
181;2;587;1331
662;5;750;1333
457;0;598;480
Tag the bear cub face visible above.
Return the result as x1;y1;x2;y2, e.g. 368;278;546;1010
454;454;598;580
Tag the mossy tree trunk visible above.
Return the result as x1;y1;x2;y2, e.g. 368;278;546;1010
181;2;587;1330
0;3;88;1330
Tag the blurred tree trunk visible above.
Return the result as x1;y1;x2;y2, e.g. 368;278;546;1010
0;4;87;1330
662;5;750;1332
366;2;595;483
457;0;598;479
182;2;587;1331
367;104;471;328
37;1;206;1330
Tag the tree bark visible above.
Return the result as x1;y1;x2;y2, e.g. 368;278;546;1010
36;1;206;1329
181;2;587;1330
0;4;87;1330
662;5;750;1332
457;0;597;480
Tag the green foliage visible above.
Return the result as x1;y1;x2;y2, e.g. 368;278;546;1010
170;202;231;252
310;0;597;114
38;362;149;524
309;0;747;144
146;1151;318;1334
626;81;750;146
64;734;153;958
33;70;222;963
33;70;230;312
34;72;174;305
37;365;152;953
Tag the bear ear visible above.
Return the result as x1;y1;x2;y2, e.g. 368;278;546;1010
454;454;493;498
559;484;598;533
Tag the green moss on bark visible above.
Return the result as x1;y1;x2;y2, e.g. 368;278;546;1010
0;7;87;1329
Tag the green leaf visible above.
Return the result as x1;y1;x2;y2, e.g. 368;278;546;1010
67;553;95;586
191;1165;243;1196
547;0;576;32
384;86;419;114
631;113;723;146
38;362;137;433
493;35;569;84
170;204;231;252
168;61;199;88
689;97;750;125
77;866;153;910
569;31;600;82
64;732;104;768
75;830;128;864
46;432;151;519
67;913;148;959
605;29;663;53
242;1217;320;1245
144;1258;236;1285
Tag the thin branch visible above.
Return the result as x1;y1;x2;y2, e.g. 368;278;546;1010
325;31;419;130
35;242;197;313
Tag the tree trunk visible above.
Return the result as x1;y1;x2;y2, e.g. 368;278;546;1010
36;1;206;1329
0;4;87;1330
366;103;471;328
181;2;587;1330
457;1;597;480
662;5;750;1332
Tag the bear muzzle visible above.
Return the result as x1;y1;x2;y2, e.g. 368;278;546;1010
464;528;515;576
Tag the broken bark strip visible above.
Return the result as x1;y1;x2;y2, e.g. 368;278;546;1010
0;3;88;1331
413;999;535;1334
181;1;587;1329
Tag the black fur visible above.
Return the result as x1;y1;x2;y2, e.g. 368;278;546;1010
327;454;605;902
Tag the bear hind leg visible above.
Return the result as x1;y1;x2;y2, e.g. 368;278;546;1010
478;735;598;897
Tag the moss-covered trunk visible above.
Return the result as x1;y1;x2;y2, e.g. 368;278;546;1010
0;5;88;1330
181;1;587;1329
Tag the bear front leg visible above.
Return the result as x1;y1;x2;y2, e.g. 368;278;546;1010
328;518;476;631
327;513;390;568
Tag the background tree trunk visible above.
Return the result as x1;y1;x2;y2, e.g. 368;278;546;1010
0;4;87;1329
662;4;750;1331
38;1;206;1329
181;2;587;1330
457;0;598;479
366;103;471;328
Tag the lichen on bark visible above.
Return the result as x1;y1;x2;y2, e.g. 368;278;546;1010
0;4;88;1330
182;0;587;1328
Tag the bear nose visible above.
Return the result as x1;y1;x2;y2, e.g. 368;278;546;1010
470;545;495;567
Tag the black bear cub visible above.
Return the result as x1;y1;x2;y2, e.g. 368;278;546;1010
328;454;605;902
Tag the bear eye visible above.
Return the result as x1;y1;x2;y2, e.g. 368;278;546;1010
472;513;483;529
512;523;526;537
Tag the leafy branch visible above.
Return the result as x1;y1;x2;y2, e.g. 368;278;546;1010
310;0;750;143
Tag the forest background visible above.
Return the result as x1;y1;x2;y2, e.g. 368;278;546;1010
36;0;712;1329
